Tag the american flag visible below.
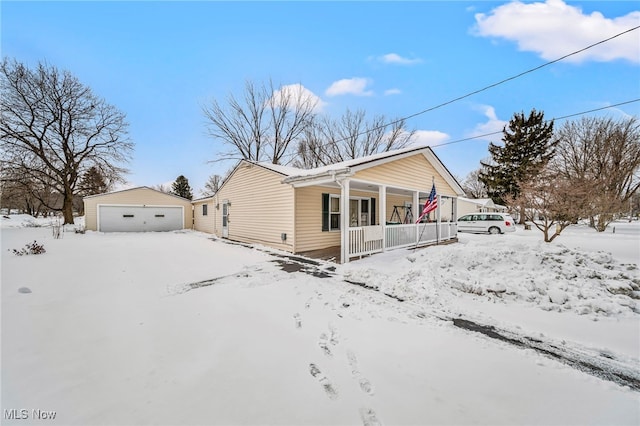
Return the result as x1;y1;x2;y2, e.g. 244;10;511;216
416;183;437;223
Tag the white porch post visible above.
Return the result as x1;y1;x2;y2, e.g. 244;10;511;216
454;196;458;222
379;185;387;252
340;178;350;264
453;196;458;237
413;190;419;243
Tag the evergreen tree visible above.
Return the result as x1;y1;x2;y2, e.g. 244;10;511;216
479;109;557;209
79;166;109;196
171;175;193;200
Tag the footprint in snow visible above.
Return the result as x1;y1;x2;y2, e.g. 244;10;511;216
359;407;382;426
319;324;339;356
347;350;375;396
319;333;332;356
293;313;302;328
309;363;338;400
328;323;339;345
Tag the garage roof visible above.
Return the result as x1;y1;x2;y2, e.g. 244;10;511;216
83;186;192;201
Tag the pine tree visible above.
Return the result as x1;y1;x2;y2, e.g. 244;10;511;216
479;109;557;209
79;166;109;196
171;175;193;200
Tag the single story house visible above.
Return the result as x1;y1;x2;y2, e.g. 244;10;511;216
193;145;465;263
83;187;193;232
456;197;508;218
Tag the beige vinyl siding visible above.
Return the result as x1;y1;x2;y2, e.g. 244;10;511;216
354;153;457;196
294;186;378;253
385;194;413;223
294;186;341;253
215;163;294;252
193;199;215;234
83;187;193;231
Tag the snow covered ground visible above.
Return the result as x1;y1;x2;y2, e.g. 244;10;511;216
1;215;639;425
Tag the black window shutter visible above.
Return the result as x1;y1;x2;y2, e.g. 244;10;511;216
322;193;329;231
371;198;376;225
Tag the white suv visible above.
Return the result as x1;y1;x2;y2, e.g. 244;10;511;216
457;212;516;234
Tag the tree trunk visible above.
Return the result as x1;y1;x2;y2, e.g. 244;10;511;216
596;214;612;232
63;193;75;224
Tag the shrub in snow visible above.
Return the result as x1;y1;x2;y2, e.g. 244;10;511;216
11;241;46;256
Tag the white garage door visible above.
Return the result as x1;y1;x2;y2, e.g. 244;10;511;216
98;205;184;232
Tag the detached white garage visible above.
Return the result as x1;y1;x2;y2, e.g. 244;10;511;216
83;187;193;232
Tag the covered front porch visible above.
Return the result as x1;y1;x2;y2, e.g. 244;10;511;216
340;177;458;263
287;171;459;264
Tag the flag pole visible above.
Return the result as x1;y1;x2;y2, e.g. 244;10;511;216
414;176;435;250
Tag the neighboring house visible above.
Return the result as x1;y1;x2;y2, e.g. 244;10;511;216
456;197;508;218
193;145;465;263
84;187;193;232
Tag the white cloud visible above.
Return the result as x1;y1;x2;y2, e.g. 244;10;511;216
270;83;327;112
467;104;507;141
473;0;640;63
325;78;374;97
384;88;402;96
378;53;423;65
408;130;450;147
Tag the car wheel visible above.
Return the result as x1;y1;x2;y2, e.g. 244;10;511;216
488;226;501;235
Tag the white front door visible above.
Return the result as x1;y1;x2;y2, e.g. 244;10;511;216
222;202;229;238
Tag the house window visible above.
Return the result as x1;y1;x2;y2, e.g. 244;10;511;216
322;194;376;231
329;195;340;231
202;204;208;216
322;193;341;231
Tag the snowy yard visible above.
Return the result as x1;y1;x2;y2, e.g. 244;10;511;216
1;216;639;425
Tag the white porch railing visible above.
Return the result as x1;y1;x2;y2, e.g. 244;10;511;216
348;226;384;257
417;223;438;244
386;224;418;249
348;222;457;258
439;222;458;240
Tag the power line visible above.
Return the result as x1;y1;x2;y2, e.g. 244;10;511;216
430;98;640;149
394;25;640;125
275;25;640;163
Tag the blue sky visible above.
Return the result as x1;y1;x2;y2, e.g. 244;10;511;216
3;1;639;194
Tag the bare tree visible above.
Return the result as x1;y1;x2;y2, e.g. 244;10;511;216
517;169;588;242
0;169;52;216
552;116;640;231
202;174;222;197
266;82;318;164
294;121;329;169
461;169;488;199
0;59;132;224
294;109;414;167
203;80;317;165
152;184;171;193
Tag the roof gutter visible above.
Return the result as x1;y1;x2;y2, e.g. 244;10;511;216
282;168;353;186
